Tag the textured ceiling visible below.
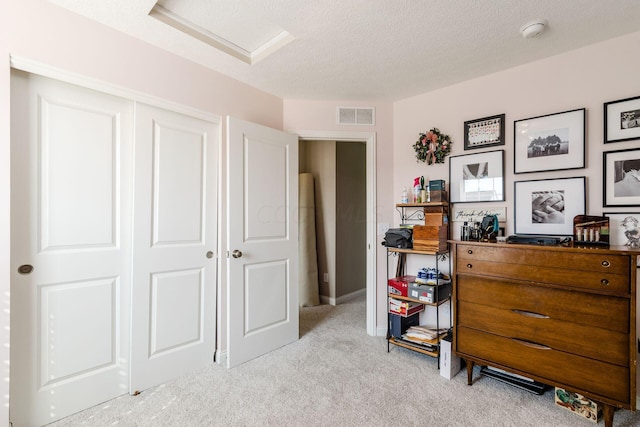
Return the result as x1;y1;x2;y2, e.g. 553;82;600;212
49;0;640;101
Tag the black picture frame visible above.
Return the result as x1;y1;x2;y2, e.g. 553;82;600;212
603;148;640;207
513;108;585;174
604;95;640;144
463;114;505;150
449;149;504;203
514;176;586;236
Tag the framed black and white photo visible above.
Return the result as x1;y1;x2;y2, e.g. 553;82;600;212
514;108;585;174
449;149;504;203
514;176;585;235
603;148;640;207
603;212;640;248
604;95;640;143
464;113;505;150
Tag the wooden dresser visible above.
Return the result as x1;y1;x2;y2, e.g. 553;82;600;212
450;241;639;427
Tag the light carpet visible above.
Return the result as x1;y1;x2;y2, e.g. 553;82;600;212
50;296;640;426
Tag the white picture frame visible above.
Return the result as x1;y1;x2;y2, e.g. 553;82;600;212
514;176;586;236
449;149;504;203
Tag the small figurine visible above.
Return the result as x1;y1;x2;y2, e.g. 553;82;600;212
621;216;639;248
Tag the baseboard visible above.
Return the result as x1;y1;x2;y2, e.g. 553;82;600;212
214;350;227;366
319;288;366;306
336;288;366;304
376;326;387;337
319;295;335;305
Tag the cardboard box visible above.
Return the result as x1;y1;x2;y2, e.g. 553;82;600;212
440;337;461;379
389;312;420;338
408;281;452;303
554;387;602;423
388;275;415;298
389;297;424;317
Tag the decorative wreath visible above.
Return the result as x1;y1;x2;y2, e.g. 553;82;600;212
414;128;452;165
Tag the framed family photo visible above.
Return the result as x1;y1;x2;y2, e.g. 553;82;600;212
514;176;585;235
604;95;640;143
513;108;585;174
464;113;505;150
603;148;640;207
449;149;504;203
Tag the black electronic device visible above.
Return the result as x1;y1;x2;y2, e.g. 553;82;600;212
506;235;563;246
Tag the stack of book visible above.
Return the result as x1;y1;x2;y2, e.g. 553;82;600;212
397;325;449;351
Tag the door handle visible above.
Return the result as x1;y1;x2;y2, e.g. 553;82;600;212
232;250;243;259
206;251;214;259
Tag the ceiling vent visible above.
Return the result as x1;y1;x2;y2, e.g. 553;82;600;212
337;107;375;125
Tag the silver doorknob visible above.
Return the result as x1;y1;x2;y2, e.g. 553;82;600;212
232;250;243;259
206;251;214;259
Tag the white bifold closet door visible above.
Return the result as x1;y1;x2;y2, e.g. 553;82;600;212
10;71;135;427
10;71;218;426
129;103;218;392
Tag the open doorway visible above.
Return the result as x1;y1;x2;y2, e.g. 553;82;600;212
293;130;377;336
299;140;366;304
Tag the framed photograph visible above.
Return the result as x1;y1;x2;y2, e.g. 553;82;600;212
514;176;585;236
604;95;640;143
514;108;585;174
449;149;504;203
464;113;505;150
603;148;640;207
602;212;640;248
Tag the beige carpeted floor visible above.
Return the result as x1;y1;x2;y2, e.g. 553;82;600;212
50;296;640;426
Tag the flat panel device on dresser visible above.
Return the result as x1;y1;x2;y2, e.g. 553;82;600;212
449;241;640;427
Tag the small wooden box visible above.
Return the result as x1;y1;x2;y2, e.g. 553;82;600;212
412;225;448;252
413;225;448;240
424;212;445;226
428;190;447;202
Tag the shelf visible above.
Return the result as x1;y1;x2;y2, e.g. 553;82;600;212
387;247;449;256
396;202;448;208
389;337;439;357
388;294;451;307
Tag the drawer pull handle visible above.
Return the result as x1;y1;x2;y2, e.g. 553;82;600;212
467;249;473;254
512;338;551;351
466;263;472;269
601;279;609;286
512;309;549;319
601;260;610;268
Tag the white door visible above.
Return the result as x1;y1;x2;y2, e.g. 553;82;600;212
130;103;218;391
226;117;298;367
10;71;133;426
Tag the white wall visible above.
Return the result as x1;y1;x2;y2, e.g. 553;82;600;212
1;1;285;421
394;31;640;234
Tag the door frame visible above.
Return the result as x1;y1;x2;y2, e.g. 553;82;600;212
290;130;377;336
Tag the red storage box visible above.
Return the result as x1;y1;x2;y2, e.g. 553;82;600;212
388;275;415;298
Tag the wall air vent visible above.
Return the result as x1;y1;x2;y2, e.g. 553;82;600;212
337;107;375;125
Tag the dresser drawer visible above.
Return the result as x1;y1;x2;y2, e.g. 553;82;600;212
457;326;631;404
456;275;629;332
456;258;629;293
457;244;629;275
457;301;629;366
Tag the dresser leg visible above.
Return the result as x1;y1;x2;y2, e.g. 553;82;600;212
602;404;614;427
465;359;474;385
